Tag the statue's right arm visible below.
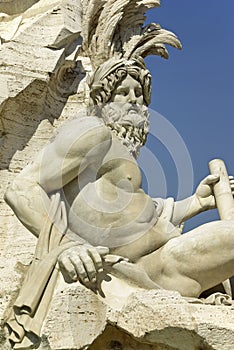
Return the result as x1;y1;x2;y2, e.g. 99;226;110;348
5;118;112;286
4;118;112;238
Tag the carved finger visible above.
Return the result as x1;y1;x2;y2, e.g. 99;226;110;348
58;256;78;283
79;252;97;282
202;174;220;185
231;184;234;195
69;255;89;284
96;246;110;256
104;254;129;264
229;181;234;190
88;247;103;272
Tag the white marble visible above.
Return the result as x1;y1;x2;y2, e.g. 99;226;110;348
1;1;234;350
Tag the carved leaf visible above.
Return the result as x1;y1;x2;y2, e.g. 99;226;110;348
81;0;181;69
124;25;182;59
95;0;129;58
81;0;106;51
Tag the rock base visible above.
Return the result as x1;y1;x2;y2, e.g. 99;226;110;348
2;275;234;350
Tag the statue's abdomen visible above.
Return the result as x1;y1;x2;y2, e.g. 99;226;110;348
67;172;157;247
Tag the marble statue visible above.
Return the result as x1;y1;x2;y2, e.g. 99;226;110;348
5;55;234;297
3;0;234;348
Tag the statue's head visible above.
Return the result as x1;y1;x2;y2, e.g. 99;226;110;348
89;57;152;106
88;58;151;158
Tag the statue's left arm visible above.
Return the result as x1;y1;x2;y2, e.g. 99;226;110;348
171;175;234;226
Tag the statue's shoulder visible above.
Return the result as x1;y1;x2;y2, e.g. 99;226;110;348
55;115;108;136
52;116;112;157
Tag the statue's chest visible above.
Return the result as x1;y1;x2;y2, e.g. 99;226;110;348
63;138;142;206
97;138;142;192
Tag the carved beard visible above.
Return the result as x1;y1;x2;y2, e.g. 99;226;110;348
101;102;150;158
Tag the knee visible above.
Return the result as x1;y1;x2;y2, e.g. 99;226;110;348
211;220;234;240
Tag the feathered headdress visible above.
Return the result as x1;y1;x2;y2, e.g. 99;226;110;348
81;0;182;69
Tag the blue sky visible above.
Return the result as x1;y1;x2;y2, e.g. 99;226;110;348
139;0;234;230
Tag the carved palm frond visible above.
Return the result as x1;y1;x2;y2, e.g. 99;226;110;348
81;0;106;52
94;0;130;61
81;0;181;69
124;24;182;59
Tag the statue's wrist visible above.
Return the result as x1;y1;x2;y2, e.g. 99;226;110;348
194;193;210;212
194;193;206;212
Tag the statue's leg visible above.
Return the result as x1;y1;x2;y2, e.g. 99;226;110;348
136;220;234;297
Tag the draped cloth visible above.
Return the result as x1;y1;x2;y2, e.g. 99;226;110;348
7;193;79;349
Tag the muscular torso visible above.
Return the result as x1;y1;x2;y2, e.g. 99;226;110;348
6;116;179;257
63;133;157;248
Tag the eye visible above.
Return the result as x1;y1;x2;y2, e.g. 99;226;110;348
116;88;128;96
135;88;142;97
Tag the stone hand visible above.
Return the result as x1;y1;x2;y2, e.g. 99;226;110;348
58;244;109;286
229;175;234;196
196;174;234;211
195;174;220;210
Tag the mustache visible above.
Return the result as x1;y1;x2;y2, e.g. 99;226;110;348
116;103;142;114
101;102;149;125
127;104;139;112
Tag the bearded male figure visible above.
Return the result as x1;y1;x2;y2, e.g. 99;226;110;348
5;57;234;299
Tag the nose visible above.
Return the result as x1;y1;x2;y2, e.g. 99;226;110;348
127;89;137;104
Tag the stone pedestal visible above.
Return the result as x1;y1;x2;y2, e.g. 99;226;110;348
2;276;234;350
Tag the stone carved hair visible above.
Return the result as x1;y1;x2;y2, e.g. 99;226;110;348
89;57;152;106
82;1;181;108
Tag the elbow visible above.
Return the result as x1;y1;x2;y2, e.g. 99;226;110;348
4;177;25;210
4;182;18;209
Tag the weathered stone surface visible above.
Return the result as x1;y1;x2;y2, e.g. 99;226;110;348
0;3;87;348
41;287;234;350
0;1;39;16
2;278;234;349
